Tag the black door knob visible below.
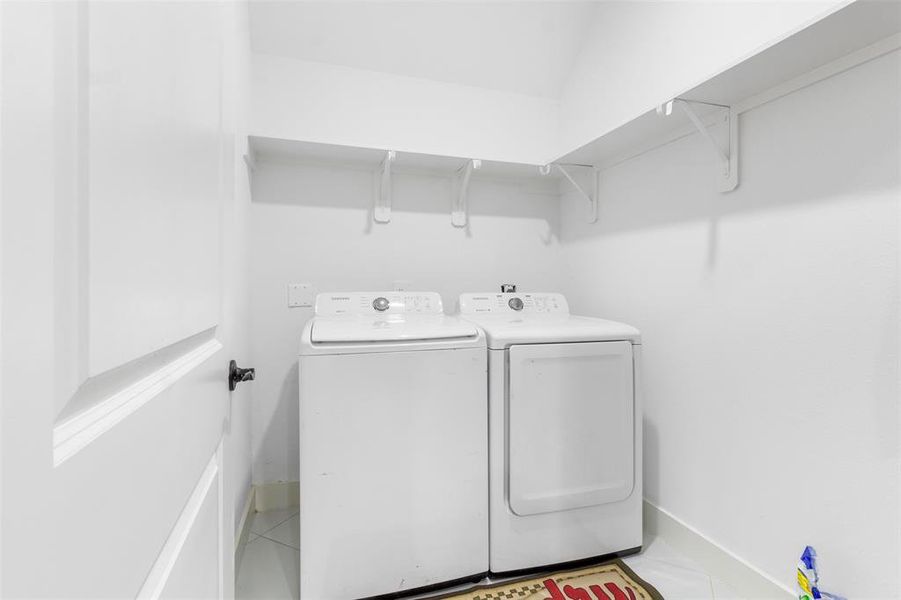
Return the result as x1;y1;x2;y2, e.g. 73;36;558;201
228;360;255;391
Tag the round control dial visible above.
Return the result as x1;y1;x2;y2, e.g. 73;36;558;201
372;297;390;312
508;297;524;311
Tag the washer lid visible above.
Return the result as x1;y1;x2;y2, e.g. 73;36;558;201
461;314;640;349
310;315;479;344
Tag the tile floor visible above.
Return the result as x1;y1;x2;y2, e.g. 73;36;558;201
236;507;743;600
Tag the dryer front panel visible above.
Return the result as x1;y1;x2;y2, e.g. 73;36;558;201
507;341;634;516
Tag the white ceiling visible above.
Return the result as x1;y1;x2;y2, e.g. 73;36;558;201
248;1;599;99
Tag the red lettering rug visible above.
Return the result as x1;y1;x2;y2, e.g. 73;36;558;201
430;560;663;600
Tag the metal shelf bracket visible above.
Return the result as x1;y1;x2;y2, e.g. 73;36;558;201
658;98;739;192
544;163;599;224
374;150;395;224
452;159;481;228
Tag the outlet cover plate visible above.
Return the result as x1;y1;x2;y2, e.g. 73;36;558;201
287;283;313;308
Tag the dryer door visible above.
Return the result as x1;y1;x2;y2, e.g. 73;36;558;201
508;341;634;516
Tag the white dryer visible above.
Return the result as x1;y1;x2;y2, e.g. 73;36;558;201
299;292;488;599
459;292;642;575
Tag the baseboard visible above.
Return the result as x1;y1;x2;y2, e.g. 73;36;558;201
253;481;300;512
234;486;256;567
643;500;793;599
235;487;256;550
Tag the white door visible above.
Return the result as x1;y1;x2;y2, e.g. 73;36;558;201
508;341;635;516
1;2;249;598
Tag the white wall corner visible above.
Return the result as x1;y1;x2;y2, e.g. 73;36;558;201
644;501;794;599
253;481;300;513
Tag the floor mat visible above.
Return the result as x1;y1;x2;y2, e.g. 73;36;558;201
432;560;664;600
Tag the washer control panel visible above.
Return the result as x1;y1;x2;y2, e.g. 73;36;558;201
315;292;443;316
458;293;569;315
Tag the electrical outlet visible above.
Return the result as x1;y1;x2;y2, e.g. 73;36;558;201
287;283;313;308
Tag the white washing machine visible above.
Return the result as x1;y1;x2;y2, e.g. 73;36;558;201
458;292;642;575
299;292;488;599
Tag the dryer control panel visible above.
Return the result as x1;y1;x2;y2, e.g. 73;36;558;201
458;293;569;315
315;292;443;316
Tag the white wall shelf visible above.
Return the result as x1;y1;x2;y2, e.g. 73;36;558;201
555;0;901;184
248;136;556;184
249;2;900;221
248;135;564;225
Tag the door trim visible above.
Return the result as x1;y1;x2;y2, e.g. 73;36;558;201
52;332;222;466
137;442;223;600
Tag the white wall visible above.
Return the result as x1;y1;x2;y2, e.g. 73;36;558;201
557;1;845;156
251;53;559;165
559;50;900;597
248;1;598;99
248;160;562;484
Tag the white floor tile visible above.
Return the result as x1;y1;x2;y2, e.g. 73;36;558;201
624;538;716;600
249;508;299;536
710;576;745;600
260;515;299;550
233;531;742;600
632;536;710;572
236;536;299;600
